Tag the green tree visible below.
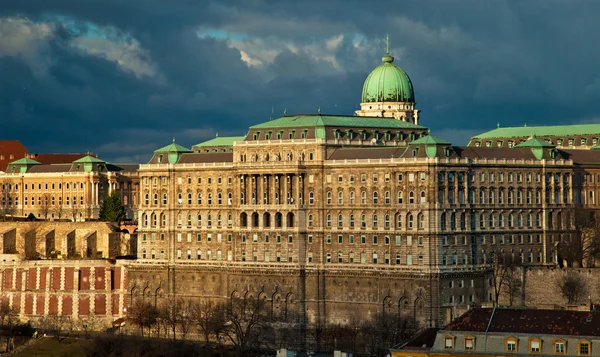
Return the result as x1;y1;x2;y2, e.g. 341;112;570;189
99;191;126;222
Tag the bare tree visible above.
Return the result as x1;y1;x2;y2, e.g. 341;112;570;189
560;209;600;268
490;250;520;306
128;299;159;339
40;193;52;221
556;270;589;304
223;295;269;357
44;315;74;342
191;299;226;343
0;180;17;221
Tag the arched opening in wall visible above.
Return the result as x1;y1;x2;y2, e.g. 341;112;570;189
130;287;141;306
240;213;248;227
383;296;393;315
263;212;271;228
272;293;282;319
286;212;294;227
143;287;152;302
275;213;283;228
251;213;259;228
285;293;296;322
155;288;164;306
398;297;409;316
414;297;425;323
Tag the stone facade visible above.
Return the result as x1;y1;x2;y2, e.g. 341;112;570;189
0;259;128;327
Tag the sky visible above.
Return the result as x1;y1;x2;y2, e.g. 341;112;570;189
1;0;600;163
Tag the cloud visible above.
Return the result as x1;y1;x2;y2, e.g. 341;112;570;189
0;1;600;162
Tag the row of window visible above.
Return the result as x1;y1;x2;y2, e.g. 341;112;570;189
440;211;555;231
439;171;569;185
444;335;591;355
322;190;427;205
439;187;569;205
324;172;426;184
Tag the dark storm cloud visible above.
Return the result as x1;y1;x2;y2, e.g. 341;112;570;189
1;0;600;162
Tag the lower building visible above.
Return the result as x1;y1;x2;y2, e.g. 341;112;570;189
391;307;600;357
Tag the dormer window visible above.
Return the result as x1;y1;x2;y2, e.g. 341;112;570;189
497;140;504;147
529;338;541;354
581;138;587;145
486;141;492;147
554;339;565;355
505;337;518;353
465;336;475;351
579;340;590;356
475;141;481;147
568;138;574;146
594;138;599;145
444;335;454;349
508;141;514;148
158;154;163;163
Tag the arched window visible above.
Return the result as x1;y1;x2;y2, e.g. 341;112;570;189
385;191;391;204
197;192;202;204
228;192;233;205
338;214;343;228
361;191;367;204
153;193;158;205
152;213;157;227
420;191;426;204
398;191;403;204
349;191;355;204
384;214;390;229
408;214;414;229
373;191;379;204
208;193;212;205
144;193;149;205
197;214;202;226
218;192;222;205
327;191;332;204
508;213;514;227
307;214;313;227
409;191;415;204
177;192;182;204
338;191;343;205
418;214;425;229
163;193;168;205
309;191;314;205
326;214;332;227
361;214;367;229
143;214;148;227
161;213;166;227
372;214;378;228
396;214;402;229
349;214;355;228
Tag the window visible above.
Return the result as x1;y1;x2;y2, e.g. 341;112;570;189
465;336;474;350
579;341;590;356
445;336;454;349
506;338;517;352
554;340;565;355
529;339;541;354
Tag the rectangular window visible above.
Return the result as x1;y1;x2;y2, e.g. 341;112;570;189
531;340;540;353
580;343;590;356
445;338;454;349
507;341;516;351
465;338;474;350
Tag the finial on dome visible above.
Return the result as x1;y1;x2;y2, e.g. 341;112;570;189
216;132;219;137
284;108;287;116
172;137;175;143
524;122;527;127
318;107;321;114
497;122;500;128
382;34;394;63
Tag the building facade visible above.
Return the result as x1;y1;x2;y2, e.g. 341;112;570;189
0;155;139;221
2;49;600;331
391;307;600;357
127;51;600;329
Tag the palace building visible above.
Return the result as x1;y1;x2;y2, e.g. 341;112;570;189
2;48;600;330
126;49;600;329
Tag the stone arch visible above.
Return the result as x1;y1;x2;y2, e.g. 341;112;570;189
398;296;410;316
414;297;425;322
285;293;296;322
155;288;165;306
286;212;294;227
240;212;248;227
143;287;152;301
272;293;282;318
383;296;393;314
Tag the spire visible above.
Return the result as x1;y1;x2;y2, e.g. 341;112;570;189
382;34;394;63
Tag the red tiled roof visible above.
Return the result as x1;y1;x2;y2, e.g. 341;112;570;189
29;153;94;165
444;308;600;336
0;140;28;171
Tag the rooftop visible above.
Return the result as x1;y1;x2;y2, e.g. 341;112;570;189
194;136;245;147
250;114;426;130
472;123;600;139
444;307;600;337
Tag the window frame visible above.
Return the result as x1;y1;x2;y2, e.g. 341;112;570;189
529;337;542;354
505;337;518;353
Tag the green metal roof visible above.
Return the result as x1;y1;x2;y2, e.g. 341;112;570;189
72;155;105;163
194;136;245;147
9;157;41;165
250;114;426;130
513;136;555;148
411;134;451;145
154;139;192;153
472;124;600;139
361;53;414;103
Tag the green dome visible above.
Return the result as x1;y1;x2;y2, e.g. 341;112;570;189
361;53;414;103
